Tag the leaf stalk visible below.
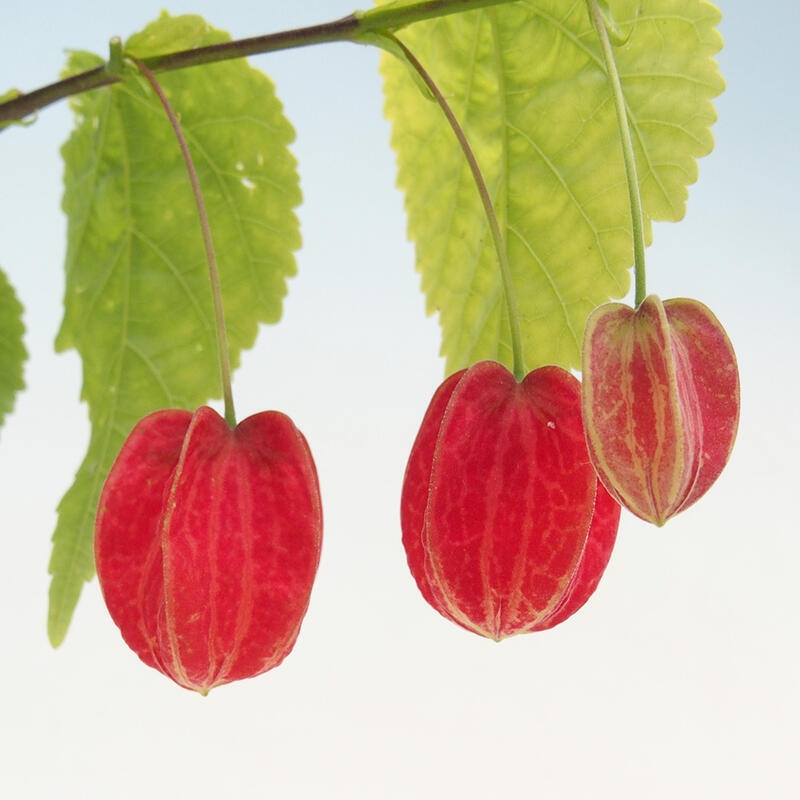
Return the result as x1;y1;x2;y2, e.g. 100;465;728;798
131;57;237;428
587;0;647;306
379;33;526;379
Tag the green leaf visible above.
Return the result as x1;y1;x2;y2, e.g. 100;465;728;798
380;0;723;373
0;88;37;130
48;11;301;646
0;267;26;431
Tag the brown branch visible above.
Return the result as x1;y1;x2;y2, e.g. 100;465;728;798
0;0;514;127
0;16;360;126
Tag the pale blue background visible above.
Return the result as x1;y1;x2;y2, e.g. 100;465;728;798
1;1;798;797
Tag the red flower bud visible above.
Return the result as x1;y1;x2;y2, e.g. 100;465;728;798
401;361;620;640
582;295;740;525
95;406;322;694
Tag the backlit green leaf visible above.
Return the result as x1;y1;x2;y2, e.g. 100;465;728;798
48;12;301;645
0;267;26;432
380;0;723;373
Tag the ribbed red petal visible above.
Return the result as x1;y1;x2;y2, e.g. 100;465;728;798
400;369;467;630
95;406;322;694
401;361;619;640
663;298;740;515
582;295;739;525
94;409;193;673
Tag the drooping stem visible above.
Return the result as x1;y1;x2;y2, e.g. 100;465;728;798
587;0;647;306
383;33;526;380
131;57;236;428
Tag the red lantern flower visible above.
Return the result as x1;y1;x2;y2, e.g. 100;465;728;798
401;361;620;640
95;406;322;694
582;295;740;526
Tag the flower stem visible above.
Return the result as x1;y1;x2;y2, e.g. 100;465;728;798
382;32;526;380
587;0;647;306
131;57;236;428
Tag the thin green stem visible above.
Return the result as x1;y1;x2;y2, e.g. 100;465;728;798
587;0;647;306
0;0;513;127
382;32;526;379
107;37;124;76
131;57;237;428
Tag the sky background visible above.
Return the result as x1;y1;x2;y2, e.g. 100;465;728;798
1;1;798;798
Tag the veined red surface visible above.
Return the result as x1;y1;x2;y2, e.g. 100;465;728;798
401;361;620;640
582;295;740;525
95;406;322;694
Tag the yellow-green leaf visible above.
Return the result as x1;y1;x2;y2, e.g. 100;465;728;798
48;12;301;645
0;267;26;432
380;0;723;373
